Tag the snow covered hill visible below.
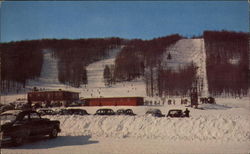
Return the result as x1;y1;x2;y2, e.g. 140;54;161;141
83;47;146;98
1;40;250;154
24;39;209;99
162;39;209;97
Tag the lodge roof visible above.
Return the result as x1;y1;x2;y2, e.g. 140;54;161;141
81;96;144;100
28;90;79;94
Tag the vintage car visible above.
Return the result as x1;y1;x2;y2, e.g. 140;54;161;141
59;109;89;115
94;109;115;115
116;109;136;116
145;109;165;117
0;110;61;146
166;109;187;118
37;108;57;116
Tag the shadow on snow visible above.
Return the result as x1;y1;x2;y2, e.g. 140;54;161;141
6;135;98;149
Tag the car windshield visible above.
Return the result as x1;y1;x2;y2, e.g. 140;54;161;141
0;114;17;125
170;111;181;114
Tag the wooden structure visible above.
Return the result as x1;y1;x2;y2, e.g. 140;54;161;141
27;90;79;107
82;97;144;106
190;87;198;107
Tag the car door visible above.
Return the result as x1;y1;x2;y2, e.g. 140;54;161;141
15;113;31;134
29;112;48;135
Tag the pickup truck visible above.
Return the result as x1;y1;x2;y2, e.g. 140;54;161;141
0;110;61;146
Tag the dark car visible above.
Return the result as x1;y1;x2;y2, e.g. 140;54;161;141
0;110;61;146
145;109;165;117
116;109;136;116
37;108;57;116
59;109;89;115
94;109;115;115
0;105;15;114
166;109;186;118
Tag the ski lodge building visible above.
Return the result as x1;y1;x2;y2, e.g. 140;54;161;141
82;97;144;106
27;90;79;106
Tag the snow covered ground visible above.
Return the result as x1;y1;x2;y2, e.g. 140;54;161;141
2;98;250;154
1;39;250;154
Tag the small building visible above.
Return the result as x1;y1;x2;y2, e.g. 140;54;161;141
27;90;79;107
82;97;144;106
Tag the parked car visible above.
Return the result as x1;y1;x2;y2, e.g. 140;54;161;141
94;108;115;115
166;109;186;118
0;110;61;146
59;109;89;115
0;105;15;114
116;109;136;116
37;108;57;116
145;109;165;117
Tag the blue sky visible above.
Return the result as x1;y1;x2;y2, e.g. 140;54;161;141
1;1;248;42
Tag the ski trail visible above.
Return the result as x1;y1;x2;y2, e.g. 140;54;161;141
162;39;209;96
86;48;120;88
27;50;63;88
39;50;60;84
200;39;209;97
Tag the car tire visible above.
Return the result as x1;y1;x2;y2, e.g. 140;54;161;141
12;136;24;146
49;128;58;138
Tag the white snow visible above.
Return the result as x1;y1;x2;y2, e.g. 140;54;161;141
83;47;146;98
163;39;209;97
228;57;241;65
27;50;60;87
1;39;250;154
2;98;250;154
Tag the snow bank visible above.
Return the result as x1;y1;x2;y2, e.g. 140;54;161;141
46;113;250;142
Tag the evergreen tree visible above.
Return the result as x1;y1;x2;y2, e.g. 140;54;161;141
103;65;112;87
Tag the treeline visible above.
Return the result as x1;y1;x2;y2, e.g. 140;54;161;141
158;63;197;97
145;63;197;97
114;34;182;81
49;38;122;87
0;38;123;91
112;34;197;97
0;41;43;92
204;30;249;96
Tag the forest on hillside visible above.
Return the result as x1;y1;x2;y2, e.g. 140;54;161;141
1;31;249;97
0;38;123;92
204;30;249;96
114;34;182;81
113;34;198;96
0;41;44;92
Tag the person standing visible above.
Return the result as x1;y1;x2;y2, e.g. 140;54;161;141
184;108;190;117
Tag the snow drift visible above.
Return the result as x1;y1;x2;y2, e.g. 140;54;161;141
46;113;250;142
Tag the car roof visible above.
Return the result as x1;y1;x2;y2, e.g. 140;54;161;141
169;109;182;111
0;110;23;115
117;109;125;111
37;108;53;111
0;110;36;116
99;108;113;110
147;109;161;112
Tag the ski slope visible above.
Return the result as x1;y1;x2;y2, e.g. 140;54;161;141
25;39;209;99
27;50;62;88
1;39;250;154
162;39;209;97
82;47;146;98
23;47;146;99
